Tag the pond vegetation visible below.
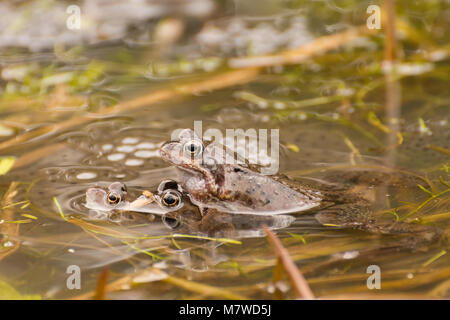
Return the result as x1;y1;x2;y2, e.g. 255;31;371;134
0;0;449;299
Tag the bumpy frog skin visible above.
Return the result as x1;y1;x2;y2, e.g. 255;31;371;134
159;129;322;215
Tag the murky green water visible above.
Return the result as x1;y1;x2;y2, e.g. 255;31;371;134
0;0;449;299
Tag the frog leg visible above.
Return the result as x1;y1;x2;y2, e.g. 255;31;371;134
315;204;374;230
316;204;444;248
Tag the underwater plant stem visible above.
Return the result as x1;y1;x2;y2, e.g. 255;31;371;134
401;188;450;220
383;0;398;62
93;268;109;300
0;182;21;261
263;226;315;300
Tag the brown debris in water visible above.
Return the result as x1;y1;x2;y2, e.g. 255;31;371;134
263;225;315;300
0;182;21;261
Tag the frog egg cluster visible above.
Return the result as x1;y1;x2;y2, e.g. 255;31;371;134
101;137;163;166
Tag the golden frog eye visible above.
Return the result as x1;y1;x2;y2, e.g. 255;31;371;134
183;139;203;157
161;190;182;208
107;192;121;205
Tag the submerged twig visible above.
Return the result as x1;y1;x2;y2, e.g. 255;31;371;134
234;91;346;110
93;267;109;300
13;143;66;170
72;266;248;300
229;26;377;68
401;188;450;220
422;250;447;267
263;225;315;300
383;0;398;62
0;182;21;261
427;145;450;156
326;267;450;295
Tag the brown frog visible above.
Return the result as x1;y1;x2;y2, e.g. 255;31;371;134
85;180;294;237
160;129;442;244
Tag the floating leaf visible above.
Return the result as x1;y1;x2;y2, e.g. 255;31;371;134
0;157;15;176
418;117;432;135
286;143;300;153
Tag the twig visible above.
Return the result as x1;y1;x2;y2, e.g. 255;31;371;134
383;0;398;62
93;267;109;300
229;26;377;68
71;268;248;300
262;225;315;300
0;182;21;261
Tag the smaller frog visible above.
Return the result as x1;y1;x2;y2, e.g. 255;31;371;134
86;182;148;213
85;181;186;215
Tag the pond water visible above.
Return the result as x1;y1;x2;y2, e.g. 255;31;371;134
0;0;448;299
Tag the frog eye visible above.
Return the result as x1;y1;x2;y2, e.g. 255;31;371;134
107;192;121;205
162;214;181;229
161;190;182;208
183;139;203;157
